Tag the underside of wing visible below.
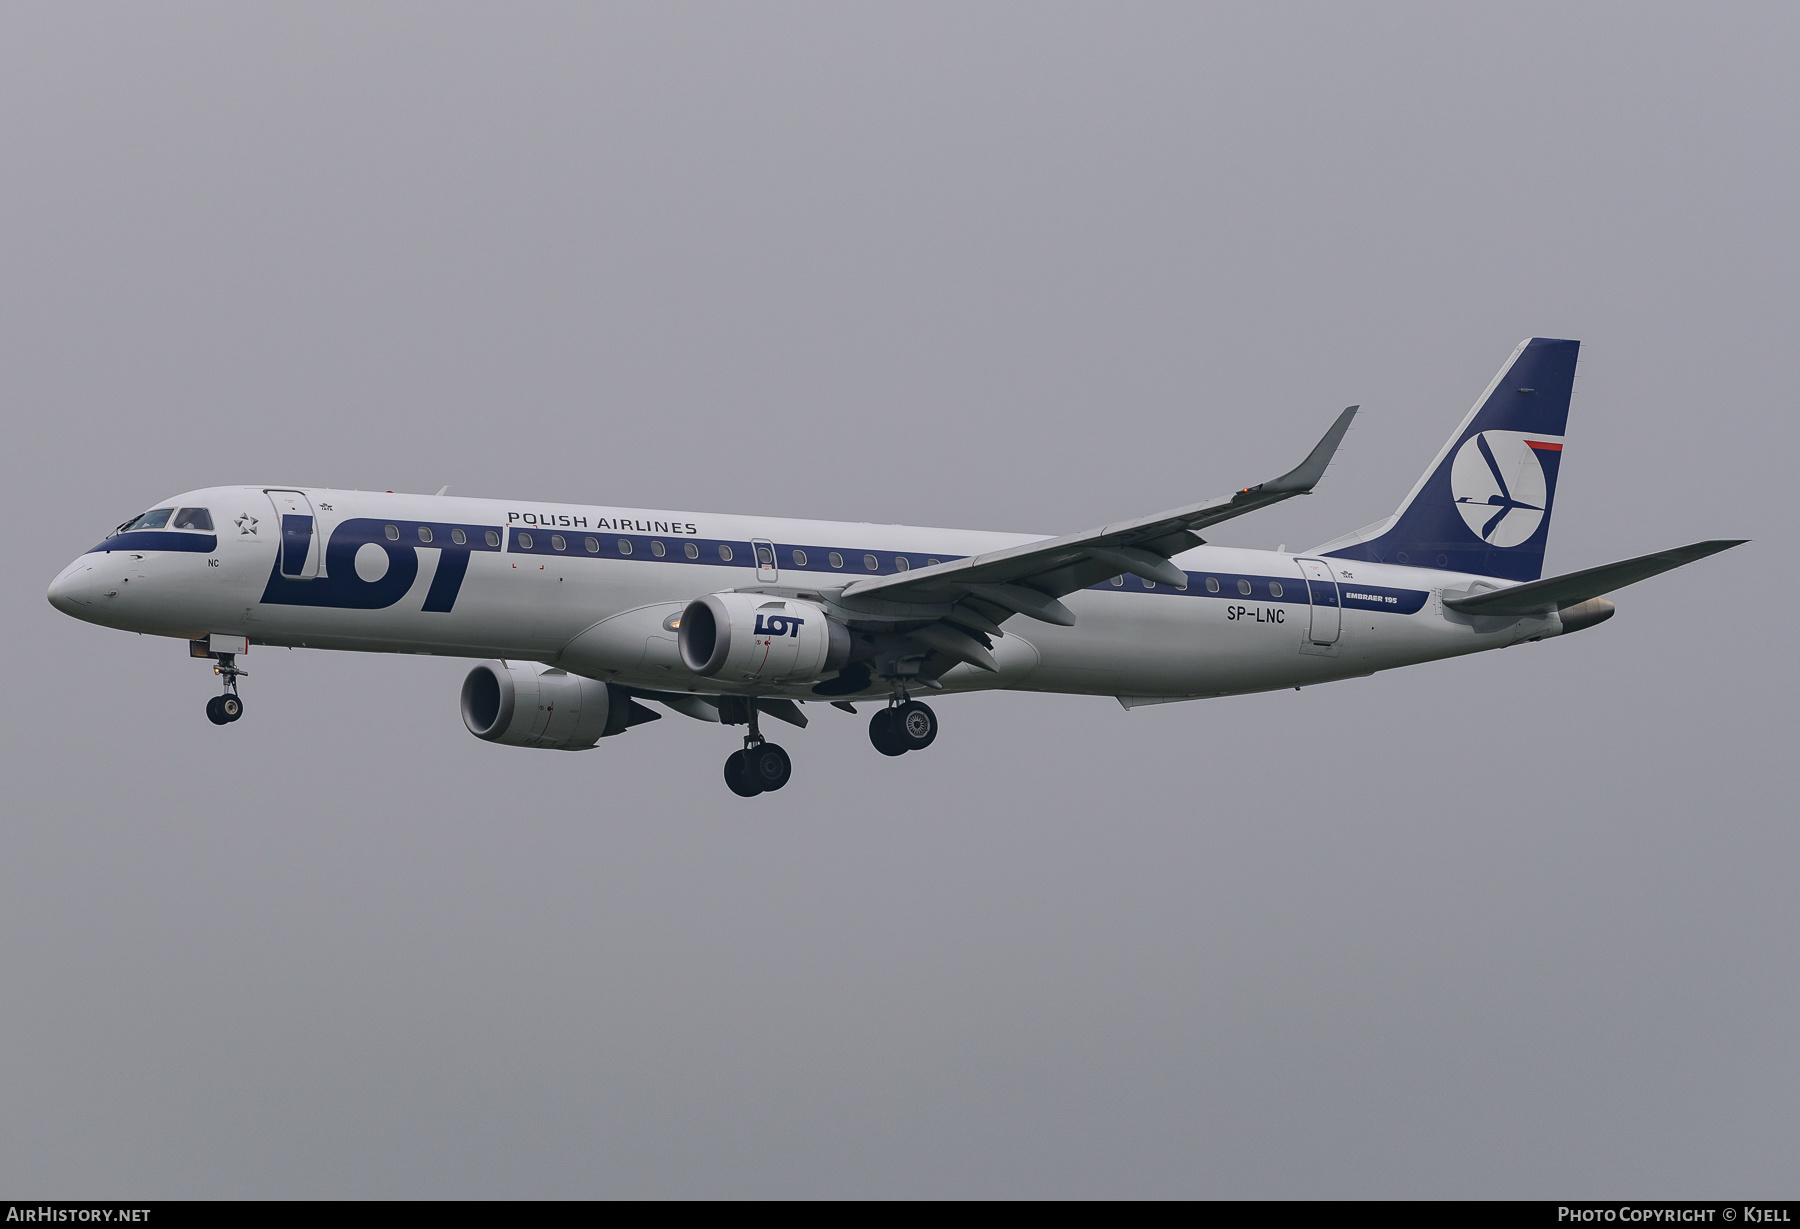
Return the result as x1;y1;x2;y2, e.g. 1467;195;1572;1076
834;405;1358;633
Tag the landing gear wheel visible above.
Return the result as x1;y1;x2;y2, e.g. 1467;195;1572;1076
896;700;937;750
749;742;792;792
869;708;908;756
205;653;248;724
724;749;763;797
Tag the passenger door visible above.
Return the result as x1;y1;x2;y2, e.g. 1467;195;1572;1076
266;490;320;580
1294;557;1341;645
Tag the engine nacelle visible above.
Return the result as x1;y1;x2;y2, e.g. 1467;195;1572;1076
461;660;653;750
678;594;851;684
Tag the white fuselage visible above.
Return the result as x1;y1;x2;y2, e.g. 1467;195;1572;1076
48;486;1562;704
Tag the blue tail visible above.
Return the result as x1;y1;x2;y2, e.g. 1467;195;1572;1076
1318;337;1580;581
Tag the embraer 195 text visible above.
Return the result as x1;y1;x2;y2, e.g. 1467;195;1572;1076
49;339;1742;796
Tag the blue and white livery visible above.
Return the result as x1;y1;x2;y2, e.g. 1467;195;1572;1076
48;339;1743;796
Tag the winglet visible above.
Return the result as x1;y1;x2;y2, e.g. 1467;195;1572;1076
1238;405;1358;501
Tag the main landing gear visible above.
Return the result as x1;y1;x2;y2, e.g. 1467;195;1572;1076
869;698;937;757
723;701;791;798
205;654;247;726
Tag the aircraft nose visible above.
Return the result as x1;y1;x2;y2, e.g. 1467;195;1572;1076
47;558;98;614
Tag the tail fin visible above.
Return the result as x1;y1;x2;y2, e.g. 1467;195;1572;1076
1316;337;1580;581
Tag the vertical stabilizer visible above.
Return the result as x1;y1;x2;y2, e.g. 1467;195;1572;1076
1318;338;1579;581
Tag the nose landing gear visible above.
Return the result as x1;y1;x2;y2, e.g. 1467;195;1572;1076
869;696;937;756
203;653;246;725
722;700;792;797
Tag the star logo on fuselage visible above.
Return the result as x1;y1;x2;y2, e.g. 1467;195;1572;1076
236;514;259;535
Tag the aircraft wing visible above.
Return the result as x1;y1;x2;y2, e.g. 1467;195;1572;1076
836;406;1359;627
1442;539;1747;616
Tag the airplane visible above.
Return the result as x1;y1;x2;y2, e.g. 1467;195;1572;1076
47;338;1743;797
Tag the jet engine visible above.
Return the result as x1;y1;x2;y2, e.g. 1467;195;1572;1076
678;594;851;684
461;660;659;750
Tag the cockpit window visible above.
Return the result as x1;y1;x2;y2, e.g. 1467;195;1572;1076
172;507;213;531
116;508;173;534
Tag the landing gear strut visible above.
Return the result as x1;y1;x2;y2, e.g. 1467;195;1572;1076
205;653;246;726
869;693;937;756
723;700;791;797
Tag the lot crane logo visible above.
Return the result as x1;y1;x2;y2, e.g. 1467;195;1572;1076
1450;431;1555;548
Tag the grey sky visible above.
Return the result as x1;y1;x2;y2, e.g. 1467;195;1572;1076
2;2;1794;1197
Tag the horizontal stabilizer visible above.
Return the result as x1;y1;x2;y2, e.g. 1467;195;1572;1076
1443;540;1746;616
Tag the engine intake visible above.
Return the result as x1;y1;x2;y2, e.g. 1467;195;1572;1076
461;660;658;750
678;594;851;684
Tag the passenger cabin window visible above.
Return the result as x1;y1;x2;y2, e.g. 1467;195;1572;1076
551;534;566;551
517;532;533;549
719;544;733;561
1111;575;1124;587
586;537;599;552
485;530;500;547
419;526;434;543
863;554;879;571
451;528;467;545
172;508;212;531
684;542;699;559
1205;577;1220;593
617;539;632;555
1269;581;1283;598
118;509;173;533
756;545;774;566
895;557;909;571
1142;578;1154;589
1237;578;1252;595
828;552;843;569
927;558;940;567
651;541;666;557
792;549;807;566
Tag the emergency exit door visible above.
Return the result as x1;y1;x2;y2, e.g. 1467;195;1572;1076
1294;557;1341;645
752;538;779;584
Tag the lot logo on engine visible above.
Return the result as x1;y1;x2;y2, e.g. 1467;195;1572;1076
754;613;805;638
